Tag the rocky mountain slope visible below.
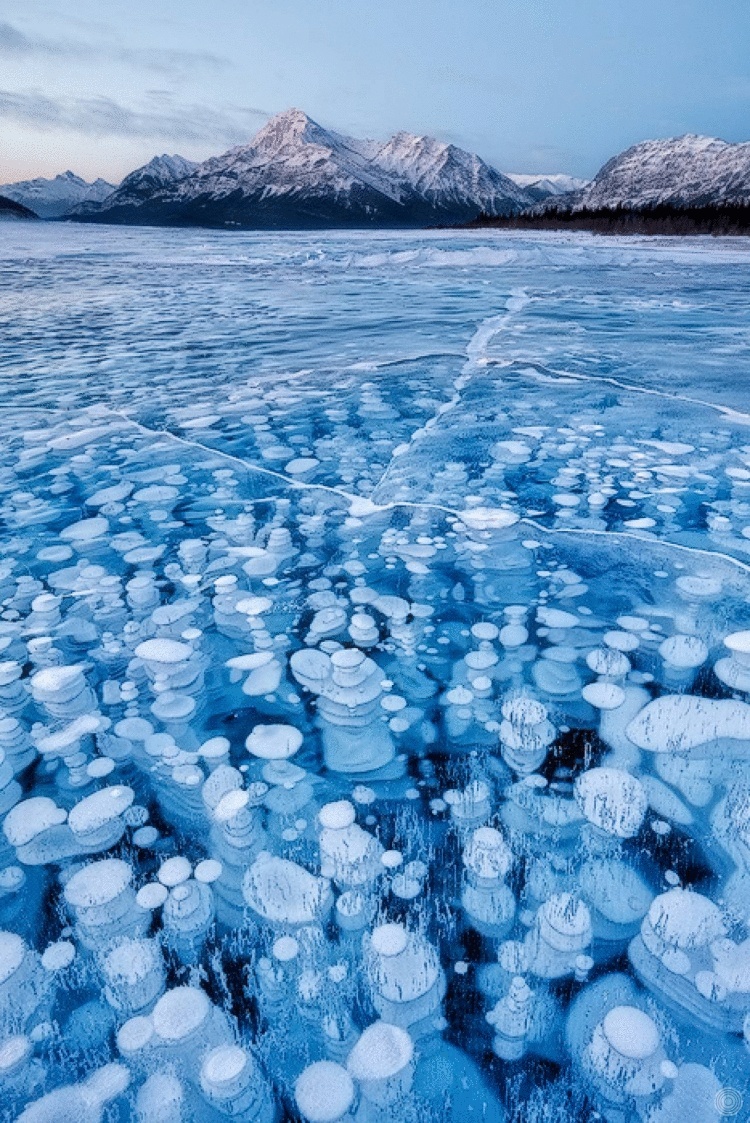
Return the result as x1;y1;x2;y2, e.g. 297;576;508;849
0;195;38;220
576;135;750;211
523;135;750;223
69;155;197;218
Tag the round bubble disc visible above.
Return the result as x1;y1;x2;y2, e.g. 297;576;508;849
136;882;169;910
295;1061;355;1123
195;859;223;884
272;935;299;962
41;941;75;971
371;923;408;958
158;856;192;887
602;1006;659;1060
245;723;303;760
319;800;356;830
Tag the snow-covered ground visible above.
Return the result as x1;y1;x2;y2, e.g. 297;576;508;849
0;225;749;1121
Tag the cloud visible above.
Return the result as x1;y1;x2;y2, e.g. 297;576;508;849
0;88;268;145
0;20;227;77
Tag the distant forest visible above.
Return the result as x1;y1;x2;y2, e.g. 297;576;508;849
465;203;750;236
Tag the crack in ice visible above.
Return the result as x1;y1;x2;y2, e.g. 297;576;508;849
492;360;750;427
371;289;530;494
89;406;750;580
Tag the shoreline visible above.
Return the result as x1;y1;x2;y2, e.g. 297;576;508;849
7;210;750;239
459;204;750;237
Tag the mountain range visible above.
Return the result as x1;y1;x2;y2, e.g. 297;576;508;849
0;170;114;219
2;112;748;231
502;134;750;233
70;154;199;219
65;109;532;228
505;173;589;202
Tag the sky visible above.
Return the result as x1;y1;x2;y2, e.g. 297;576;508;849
1;0;748;184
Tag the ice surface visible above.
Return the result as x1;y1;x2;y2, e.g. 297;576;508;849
0;224;748;1119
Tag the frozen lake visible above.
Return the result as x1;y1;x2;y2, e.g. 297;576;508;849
0;226;749;1121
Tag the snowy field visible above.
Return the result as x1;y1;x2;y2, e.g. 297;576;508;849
0;225;749;1121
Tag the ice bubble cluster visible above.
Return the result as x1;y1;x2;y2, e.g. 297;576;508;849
2;232;750;1120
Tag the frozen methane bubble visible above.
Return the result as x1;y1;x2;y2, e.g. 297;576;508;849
63;857;148;948
573;768;654;941
524;893;593;979
295;1060;355;1123
644;1063;724;1123
59;515;110;545
318;799;384;888
629;887;750;1032
199;1043;275;1121
627;695;750;756
239;652;284;697
461;826;516;938
0;930;46;1027
365;922;445;1031
574;768;648;838
30;665;95;719
485;973;557;1062
658;634;708;687
135;1073;185;1123
245;723;303;760
161;876;215;963
100;936;165;1014
289;646;399;775
714;630;750;693
243;852;333;928
3;796;68;864
346;1020;414;1106
67;785;134;850
16;1063;130;1123
499;696;555;775
582;681;626;711
150;985;233;1067
583;1005;672;1106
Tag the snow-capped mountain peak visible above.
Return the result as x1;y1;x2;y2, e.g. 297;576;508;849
249;108;334;154
175;110;404;210
578;134;750;210
65;154;199;217
118;154;199;193
370;131;530;211
0;170;115;218
507;173;590;202
373;132;459;188
70;109;533;228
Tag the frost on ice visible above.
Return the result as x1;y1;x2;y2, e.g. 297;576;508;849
0;228;749;1120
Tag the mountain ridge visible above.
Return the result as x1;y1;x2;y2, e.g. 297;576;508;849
68;108;532;229
506;173;590;202
0;194;39;220
469;133;750;235
573;134;750;211
519;133;750;218
0;171;115;219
